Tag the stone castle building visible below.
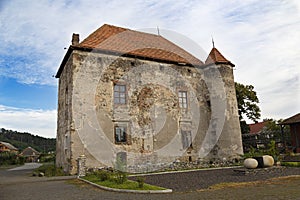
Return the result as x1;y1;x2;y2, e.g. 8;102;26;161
55;24;243;174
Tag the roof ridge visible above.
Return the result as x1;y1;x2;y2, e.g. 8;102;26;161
77;24;203;65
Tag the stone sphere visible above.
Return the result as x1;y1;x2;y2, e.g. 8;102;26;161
263;155;274;167
244;158;258;169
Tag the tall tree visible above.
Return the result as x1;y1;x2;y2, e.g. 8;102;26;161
235;82;261;133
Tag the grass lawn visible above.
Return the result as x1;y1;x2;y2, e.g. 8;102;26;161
83;174;166;191
281;161;300;167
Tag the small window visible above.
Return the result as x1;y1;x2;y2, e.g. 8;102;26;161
114;84;126;104
115;126;127;144
178;91;188;109
181;130;192;149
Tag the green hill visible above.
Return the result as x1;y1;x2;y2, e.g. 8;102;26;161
0;128;55;153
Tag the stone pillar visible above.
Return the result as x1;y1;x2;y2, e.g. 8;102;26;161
77;155;86;177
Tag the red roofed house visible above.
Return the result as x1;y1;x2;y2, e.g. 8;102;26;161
55;24;243;174
280;113;300;153
242;121;269;150
249;121;268;135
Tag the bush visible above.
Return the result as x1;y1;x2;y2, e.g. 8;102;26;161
136;176;145;188
39;153;55;163
34;164;66;177
111;171;128;184
0;152;25;166
88;169;128;184
94;170;111;181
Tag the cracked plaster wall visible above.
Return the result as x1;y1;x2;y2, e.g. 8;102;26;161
56;50;243;174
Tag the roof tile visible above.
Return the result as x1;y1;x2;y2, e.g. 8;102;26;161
205;47;234;66
78;24;203;65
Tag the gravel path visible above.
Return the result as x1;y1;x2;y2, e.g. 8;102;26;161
1;165;300;200
130;166;300;192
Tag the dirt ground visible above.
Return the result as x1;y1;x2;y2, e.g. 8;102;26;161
1;166;300;200
129;166;300;192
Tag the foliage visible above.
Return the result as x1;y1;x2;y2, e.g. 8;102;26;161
0;152;25;166
240;120;250;134
263;119;290;140
243;146;264;158
266;140;279;160
112;171;128;184
281;162;300;167
34;163;66;177
39;153;55;163
0;128;55;153
92;170;111;181
243;140;280;162
235;82;261;123
83;173;165;190
88;169;127;184
136;176;145;188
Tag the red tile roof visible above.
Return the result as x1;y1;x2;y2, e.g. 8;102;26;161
205;47;234;67
249;121;267;134
280;113;300;125
56;24;234;78
78;24;203;65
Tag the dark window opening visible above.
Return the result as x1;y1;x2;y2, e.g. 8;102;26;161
115;126;127;144
207;100;211;108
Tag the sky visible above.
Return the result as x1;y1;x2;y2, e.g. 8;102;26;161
0;0;299;138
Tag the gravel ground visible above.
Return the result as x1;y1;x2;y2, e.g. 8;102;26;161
130;166;300;192
1;165;300;200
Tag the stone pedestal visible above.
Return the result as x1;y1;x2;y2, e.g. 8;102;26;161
77;155;86;177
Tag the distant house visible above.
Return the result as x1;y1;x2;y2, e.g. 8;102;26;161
20;147;40;162
249;122;268;135
0;141;18;153
280;113;300;153
242;122;269;151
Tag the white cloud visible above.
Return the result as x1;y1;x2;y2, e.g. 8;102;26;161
0;105;56;138
0;0;299;131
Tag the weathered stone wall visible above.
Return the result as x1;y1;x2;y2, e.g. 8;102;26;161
56;49;243;174
202;64;243;160
56;54;73;173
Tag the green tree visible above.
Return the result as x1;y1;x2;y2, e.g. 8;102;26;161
262;118;290;142
235;82;261;133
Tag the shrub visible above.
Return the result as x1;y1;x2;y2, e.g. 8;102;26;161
266;140;279;161
93;170;111;181
0;152;25;166
111;171;128;184
39;153;55;163
136;176;145;188
34;164;66;177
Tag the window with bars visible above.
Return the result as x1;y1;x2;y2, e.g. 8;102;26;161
115;126;127;143
178;91;188;109
114;84;126;104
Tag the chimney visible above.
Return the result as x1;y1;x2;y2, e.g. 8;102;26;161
72;33;80;45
